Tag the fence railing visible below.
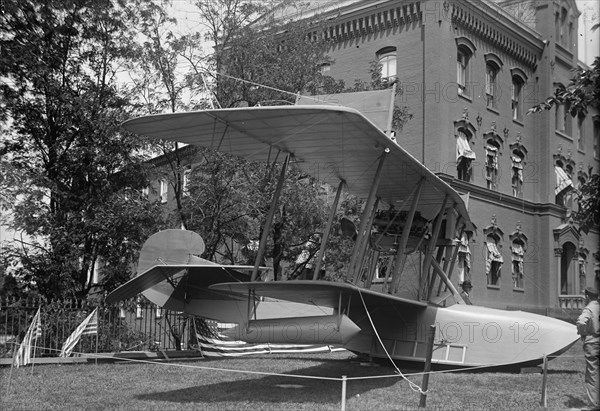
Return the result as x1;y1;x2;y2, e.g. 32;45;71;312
0;297;193;358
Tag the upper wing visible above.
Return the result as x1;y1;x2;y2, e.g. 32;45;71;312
210;280;428;311
123;106;471;226
105;263;266;304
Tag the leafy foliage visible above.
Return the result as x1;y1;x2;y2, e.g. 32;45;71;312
0;0;167;299
528;57;600;232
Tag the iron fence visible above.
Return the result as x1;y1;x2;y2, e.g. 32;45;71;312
0;297;193;358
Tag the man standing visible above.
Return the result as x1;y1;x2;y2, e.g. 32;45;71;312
459;280;473;305
576;286;599;409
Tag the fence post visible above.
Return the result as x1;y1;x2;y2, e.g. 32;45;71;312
419;324;436;408
540;355;548;408
341;375;347;411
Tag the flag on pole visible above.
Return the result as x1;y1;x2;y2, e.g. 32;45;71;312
13;307;42;368
59;308;98;358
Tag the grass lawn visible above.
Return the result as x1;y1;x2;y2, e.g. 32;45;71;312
0;342;590;410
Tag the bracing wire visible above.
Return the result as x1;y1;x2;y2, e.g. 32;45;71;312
350;282;428;395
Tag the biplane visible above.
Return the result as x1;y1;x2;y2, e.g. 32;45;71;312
107;91;578;368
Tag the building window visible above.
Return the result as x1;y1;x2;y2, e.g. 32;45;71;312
142;186;149;197
577;115;585;150
511;152;525;197
511;241;525;289
457;48;470;96
555;101;572;135
182;167;191;197
320;63;331;75
486;236;504;286
457;232;471;283
555;102;565;132
511;74;525;121
376;47;396;82
485;62;499;109
160;180;168;203
560;7;568;46
485;142;499;190
456;38;476;98
456;129;475;182
560;241;577;295
555;163;573;206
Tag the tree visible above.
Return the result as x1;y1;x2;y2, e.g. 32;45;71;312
529;57;600;233
0;0;166;299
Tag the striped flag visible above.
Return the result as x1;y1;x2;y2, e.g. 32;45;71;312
195;319;341;357
59;308;98;358
13;307;43;368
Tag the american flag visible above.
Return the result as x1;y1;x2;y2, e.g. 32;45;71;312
195;318;340;357
59;308;98;357
13;307;43;368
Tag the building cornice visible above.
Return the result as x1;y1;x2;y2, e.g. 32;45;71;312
450;0;546;69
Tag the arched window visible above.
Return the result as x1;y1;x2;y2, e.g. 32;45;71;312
456;38;476;97
457;232;471;284
159;180;168;203
486;234;504;286
511;239;526;289
457;48;470;96
485;54;502;110
577;115;585;150
485;140;500;190
511;149;526;197
376;47;396;82
511;68;527;122
456;127;475;182
560;241;577;294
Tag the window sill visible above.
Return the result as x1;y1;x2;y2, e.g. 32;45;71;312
458;93;472;103
513;287;525;293
512;118;524;127
487;284;500;290
486;107;499;115
555;130;573;142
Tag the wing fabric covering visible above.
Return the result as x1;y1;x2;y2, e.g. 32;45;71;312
123;106;472;226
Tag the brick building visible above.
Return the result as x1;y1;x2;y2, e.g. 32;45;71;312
264;0;599;312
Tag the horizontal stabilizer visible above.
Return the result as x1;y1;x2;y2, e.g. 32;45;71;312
105;263;267;304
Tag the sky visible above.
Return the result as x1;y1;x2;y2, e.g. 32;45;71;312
576;0;600;66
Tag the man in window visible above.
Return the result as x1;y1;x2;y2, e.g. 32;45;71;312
459;280;473;305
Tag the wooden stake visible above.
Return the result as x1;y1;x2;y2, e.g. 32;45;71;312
341;375;347;411
540;355;548;408
419;325;436;408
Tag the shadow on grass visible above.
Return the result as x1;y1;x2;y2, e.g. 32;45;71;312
137;359;401;404
563;394;588;409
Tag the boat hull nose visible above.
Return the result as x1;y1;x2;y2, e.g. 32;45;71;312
435;305;579;367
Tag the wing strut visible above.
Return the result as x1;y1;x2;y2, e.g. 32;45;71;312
419;195;449;300
251;153;290;281
350;151;388;283
313;180;344;280
353;197;380;284
387;178;424;293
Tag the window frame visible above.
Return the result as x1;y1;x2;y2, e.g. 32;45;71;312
456;128;475;182
376;47;397;82
456;38;476;98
